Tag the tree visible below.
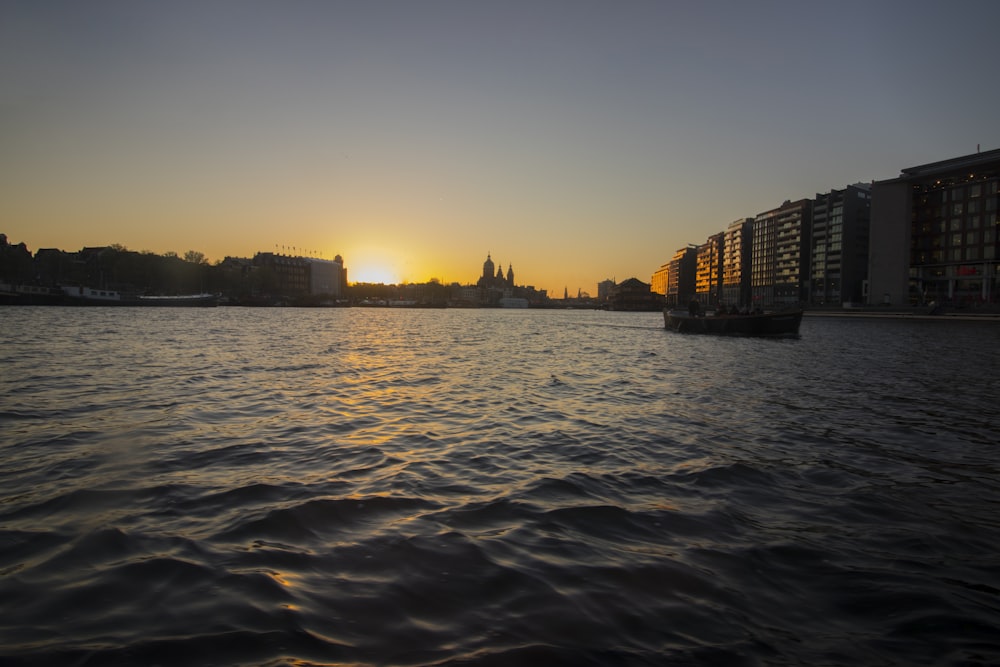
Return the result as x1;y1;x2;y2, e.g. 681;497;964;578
184;250;207;265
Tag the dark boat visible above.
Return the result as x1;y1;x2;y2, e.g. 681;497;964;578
664;308;803;337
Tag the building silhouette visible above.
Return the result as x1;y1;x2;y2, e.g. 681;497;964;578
468;252;547;306
252;252;345;299
811;184;871;305
477;253;515;291
606;277;663;311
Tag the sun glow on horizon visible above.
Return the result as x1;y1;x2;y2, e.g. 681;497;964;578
350;263;399;285
345;245;405;285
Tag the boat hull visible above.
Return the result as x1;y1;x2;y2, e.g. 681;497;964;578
664;309;803;337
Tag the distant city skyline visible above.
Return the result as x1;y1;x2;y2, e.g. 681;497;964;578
2;1;998;296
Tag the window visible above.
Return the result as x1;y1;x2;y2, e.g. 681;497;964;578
950;218;963;231
966;231;978;245
953;203;964;216
970;184;981;198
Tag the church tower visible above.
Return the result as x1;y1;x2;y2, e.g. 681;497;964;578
506;264;514;286
482;253;495;283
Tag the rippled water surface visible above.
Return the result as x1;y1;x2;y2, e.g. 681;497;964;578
2;307;999;666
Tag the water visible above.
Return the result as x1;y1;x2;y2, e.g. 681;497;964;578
1;307;999;666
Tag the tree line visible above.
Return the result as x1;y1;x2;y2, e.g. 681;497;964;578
0;235;275;299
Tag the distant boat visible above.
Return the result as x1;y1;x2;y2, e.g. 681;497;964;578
61;286;218;307
664;308;803;337
0;283;66;305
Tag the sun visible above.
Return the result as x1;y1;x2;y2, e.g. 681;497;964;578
343;244;412;284
350;263;398;285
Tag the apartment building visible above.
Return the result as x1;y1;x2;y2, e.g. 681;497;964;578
810;184;871;306
694;232;724;306
650;263;669;296
665;246;697;308
869;148;1000;306
752;199;812;306
722;218;753;307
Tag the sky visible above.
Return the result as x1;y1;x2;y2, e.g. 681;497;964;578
2;1;999;295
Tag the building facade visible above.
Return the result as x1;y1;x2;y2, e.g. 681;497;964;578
722;218;753;308
665;246;697;308
253;252;309;295
752;199;812;306
869;148;1000;306
606;277;663;311
810;184;871;306
307;255;346;297
694;232;724;307
650;264;669;296
597;278;617;301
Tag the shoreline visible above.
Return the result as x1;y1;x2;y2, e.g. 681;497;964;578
804;309;1000;322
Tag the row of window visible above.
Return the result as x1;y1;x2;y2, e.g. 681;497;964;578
920;180;1000;202
915;229;996;249
915;215;998;234
913;246;997;263
916;199;998;219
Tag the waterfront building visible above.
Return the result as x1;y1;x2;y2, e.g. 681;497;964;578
650;264;669;296
810;184;871;306
752;199;813;306
694;232;724;307
470;252;547;306
606;277;663;311
597;278;617;302
476;253;513;302
722;218;753;308
307;255;346;297
665;246;697;308
252;252;346;298
453;284;479;306
253;252;309;295
869;148;1000;306
477;253;514;290
476;253;512;305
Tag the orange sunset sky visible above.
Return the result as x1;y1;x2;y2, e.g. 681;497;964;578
2;1;997;295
